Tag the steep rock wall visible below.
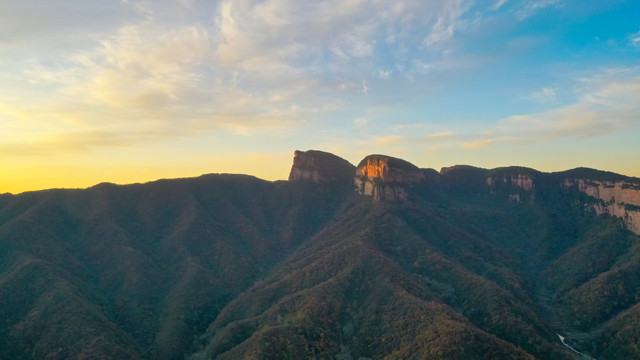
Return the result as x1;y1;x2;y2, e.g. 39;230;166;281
486;174;535;192
486;169;537;203
354;155;424;201
288;150;355;183
564;178;640;235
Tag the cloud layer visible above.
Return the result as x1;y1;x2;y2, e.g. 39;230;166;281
2;0;480;154
1;0;640;191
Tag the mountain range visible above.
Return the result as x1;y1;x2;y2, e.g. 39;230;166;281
1;150;640;359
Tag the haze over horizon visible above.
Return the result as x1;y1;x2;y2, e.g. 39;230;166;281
2;0;639;194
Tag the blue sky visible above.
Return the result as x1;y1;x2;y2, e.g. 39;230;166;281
1;0;639;193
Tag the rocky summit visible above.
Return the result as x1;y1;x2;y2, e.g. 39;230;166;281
288;150;355;183
353;154;426;201
2;150;640;360
291;150;640;233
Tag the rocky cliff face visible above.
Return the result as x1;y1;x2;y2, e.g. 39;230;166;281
484;168;640;234
486;168;538;203
563;178;640;235
486;174;535;192
287;151;640;233
288;150;355;183
354;155;425;201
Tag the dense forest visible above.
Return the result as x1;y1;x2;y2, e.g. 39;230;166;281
1;151;640;359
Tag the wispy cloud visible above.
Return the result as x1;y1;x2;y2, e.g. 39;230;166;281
375;136;404;146
2;0;638;172
353;118;368;128
0;129;165;156
378;70;391;79
463;139;495;149
516;0;561;20
427;132;455;139
1;0;493;158
630;30;640;47
466;68;640;147
423;0;468;49
492;0;509;11
362;80;369;95
528;87;557;103
357;131;459;153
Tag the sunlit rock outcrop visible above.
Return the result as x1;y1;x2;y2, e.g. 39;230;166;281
289;151;640;233
563;179;640;205
354;155;425;201
288;150;355;184
563;176;640;235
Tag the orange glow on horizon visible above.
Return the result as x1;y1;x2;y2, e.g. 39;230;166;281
1;153;291;195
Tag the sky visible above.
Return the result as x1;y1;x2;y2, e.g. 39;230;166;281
1;0;639;194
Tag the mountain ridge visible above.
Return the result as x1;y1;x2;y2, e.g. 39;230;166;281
1;150;640;359
4;150;638;196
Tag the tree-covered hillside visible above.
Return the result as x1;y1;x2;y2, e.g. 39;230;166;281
1;154;640;359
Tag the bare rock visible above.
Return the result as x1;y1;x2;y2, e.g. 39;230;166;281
563;177;640;235
288;150;355;184
354;155;425;201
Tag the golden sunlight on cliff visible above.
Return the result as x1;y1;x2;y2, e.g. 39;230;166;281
359;159;388;179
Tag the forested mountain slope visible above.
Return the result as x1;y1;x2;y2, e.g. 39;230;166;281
1;150;640;359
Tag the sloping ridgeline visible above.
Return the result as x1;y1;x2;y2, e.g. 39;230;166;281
1;150;640;359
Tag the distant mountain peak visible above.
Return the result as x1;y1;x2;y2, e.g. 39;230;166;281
354;154;425;201
288;150;355;183
289;150;640;228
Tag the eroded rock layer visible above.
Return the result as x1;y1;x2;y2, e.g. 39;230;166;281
354;155;425;201
563;178;640;235
288;150;355;184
